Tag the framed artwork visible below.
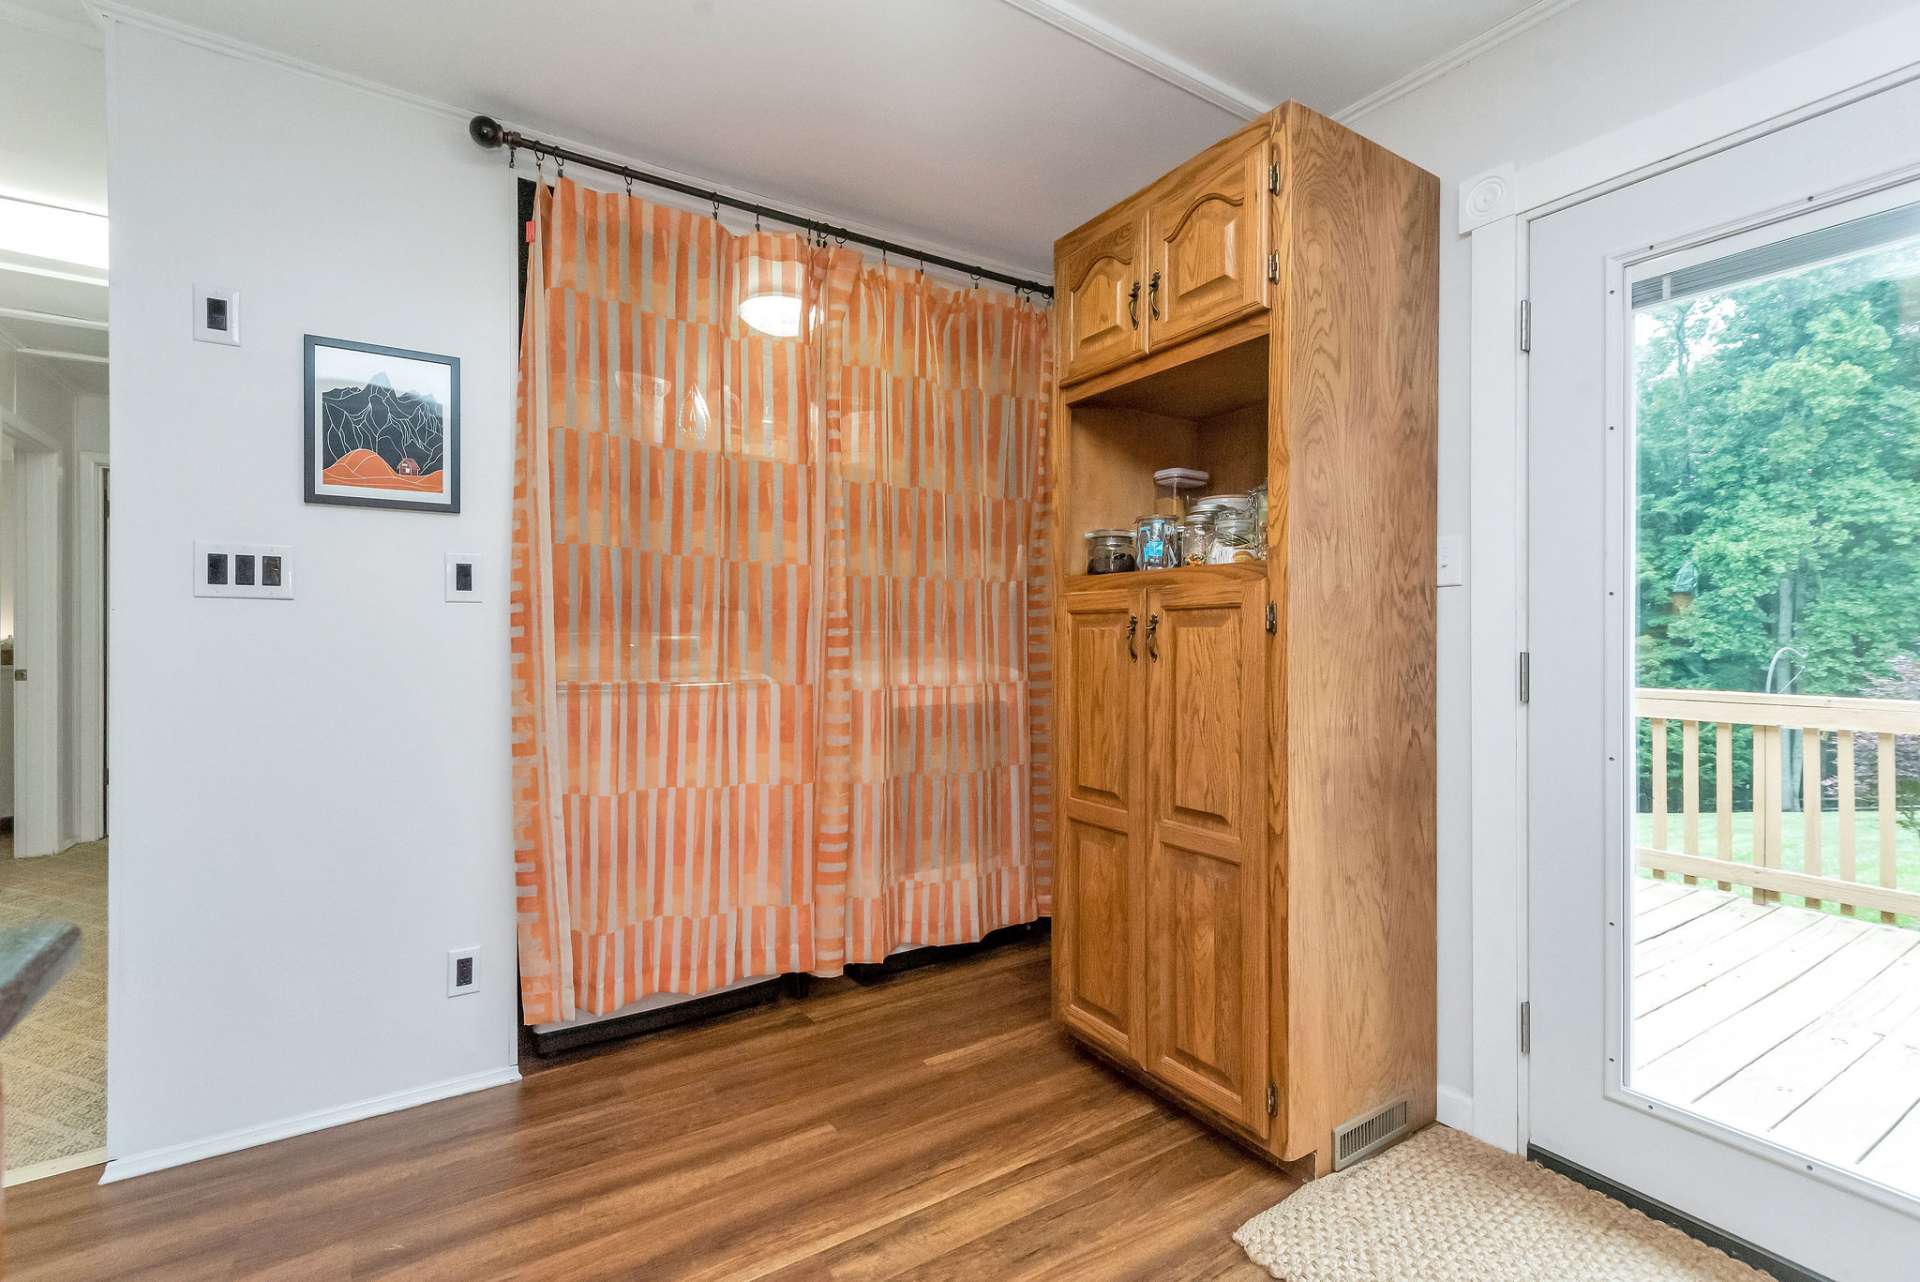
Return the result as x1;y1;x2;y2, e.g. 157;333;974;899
304;335;460;513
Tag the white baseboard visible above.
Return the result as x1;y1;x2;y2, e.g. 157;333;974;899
98;1064;521;1185
1436;1084;1474;1131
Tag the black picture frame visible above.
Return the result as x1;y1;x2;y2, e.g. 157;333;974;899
303;335;461;514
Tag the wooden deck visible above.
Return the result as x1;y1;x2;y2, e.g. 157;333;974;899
1633;876;1920;1196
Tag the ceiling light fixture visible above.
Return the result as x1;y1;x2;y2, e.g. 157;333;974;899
738;292;801;338
0;197;108;270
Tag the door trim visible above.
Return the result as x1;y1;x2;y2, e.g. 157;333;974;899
76;450;108;842
1460;55;1920;1159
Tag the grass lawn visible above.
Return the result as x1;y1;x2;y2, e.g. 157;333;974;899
1634;807;1920;930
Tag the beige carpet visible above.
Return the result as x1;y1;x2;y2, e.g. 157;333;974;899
1235;1125;1765;1282
0;834;107;1174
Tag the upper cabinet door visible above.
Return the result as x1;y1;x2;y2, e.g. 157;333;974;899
1058;211;1148;384
1146;135;1271;350
1140;571;1271;1136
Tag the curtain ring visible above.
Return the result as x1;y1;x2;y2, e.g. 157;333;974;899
624;172;633;197
556;155;565;178
711;197;721;222
970;271;980;290
507;144;517;171
753;207;762;233
535;152;544;181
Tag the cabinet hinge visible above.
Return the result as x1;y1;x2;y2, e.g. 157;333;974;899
1266;252;1279;285
1519;298;1532;353
1265;601;1277;634
1268;163;1280;196
1518;651;1531;705
1266;1081;1278;1117
1520;1000;1531;1055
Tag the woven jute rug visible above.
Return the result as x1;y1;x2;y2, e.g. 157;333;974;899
1234;1125;1766;1282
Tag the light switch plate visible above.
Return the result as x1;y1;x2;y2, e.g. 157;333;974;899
194;540;292;599
192;285;241;346
1436;535;1465;588
445;552;482;602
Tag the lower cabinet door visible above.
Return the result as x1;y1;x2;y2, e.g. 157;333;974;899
1140;574;1271;1134
1056;586;1145;1061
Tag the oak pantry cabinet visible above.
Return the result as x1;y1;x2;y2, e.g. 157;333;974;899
1050;102;1439;1176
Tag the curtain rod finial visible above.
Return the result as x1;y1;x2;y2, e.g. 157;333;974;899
469;115;506;150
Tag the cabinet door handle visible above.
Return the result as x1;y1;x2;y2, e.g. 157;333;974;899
1148;270;1161;318
1145;613;1159;661
1128;281;1141;329
1126;614;1138;661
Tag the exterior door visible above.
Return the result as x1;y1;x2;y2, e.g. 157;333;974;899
1056;584;1144;1060
1527;78;1920;1280
1057;211;1146;384
1141;572;1269;1133
1146;135;1270;349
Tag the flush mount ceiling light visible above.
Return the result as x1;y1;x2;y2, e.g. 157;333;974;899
738;292;801;338
0;196;108;270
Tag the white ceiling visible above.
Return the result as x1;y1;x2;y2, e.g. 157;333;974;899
62;0;1547;275
0;0;1554;397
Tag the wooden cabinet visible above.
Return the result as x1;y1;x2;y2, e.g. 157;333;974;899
1142;574;1270;1135
1058;211;1147;384
1147;135;1271;349
1057;586;1143;1059
1050;103;1440;1176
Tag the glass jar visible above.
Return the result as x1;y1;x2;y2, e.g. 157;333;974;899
1176;515;1215;566
1132;515;1180;570
1085;528;1137;575
1248;483;1268;552
1208;506;1259;563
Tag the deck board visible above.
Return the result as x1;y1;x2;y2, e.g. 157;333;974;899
1632;879;1920;1199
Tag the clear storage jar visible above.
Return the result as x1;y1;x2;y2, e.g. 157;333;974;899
1132;515;1180;570
1085;528;1138;575
1208;506;1259;563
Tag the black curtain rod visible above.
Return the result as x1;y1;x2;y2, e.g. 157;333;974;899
468;116;1053;298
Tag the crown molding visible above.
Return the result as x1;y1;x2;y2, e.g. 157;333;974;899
1335;0;1587;124
93;2;1054;283
0;0;103;48
994;0;1266;121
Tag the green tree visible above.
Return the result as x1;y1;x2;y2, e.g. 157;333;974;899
1636;249;1920;702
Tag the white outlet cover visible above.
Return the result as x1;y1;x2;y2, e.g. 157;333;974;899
445;552;482;602
192;285;240;346
1436;534;1465;588
447;946;480;997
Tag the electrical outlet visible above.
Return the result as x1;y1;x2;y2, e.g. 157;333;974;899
446;946;480;997
193;285;241;346
445;553;482;603
194;541;293;599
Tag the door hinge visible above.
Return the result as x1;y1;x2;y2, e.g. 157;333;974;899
1266;1081;1278;1117
1266;252;1278;284
1519;1000;1531;1055
1518;651;1530;704
1265;601;1277;634
1268;163;1280;196
1519;298;1532;353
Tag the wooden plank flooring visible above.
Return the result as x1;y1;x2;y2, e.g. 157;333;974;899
1631;878;1920;1197
0;937;1293;1280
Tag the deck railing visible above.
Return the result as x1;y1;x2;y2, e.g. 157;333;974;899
1637;688;1920;922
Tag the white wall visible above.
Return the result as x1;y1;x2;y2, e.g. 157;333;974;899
1343;0;1917;1127
105;19;518;1169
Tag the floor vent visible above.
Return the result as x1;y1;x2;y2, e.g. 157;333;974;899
1332;1098;1410;1171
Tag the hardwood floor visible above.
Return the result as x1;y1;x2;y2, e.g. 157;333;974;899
1;936;1294;1280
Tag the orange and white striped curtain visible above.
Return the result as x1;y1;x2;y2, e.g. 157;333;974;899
512;178;1051;1024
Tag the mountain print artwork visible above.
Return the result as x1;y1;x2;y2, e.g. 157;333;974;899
304;335;460;513
321;374;446;492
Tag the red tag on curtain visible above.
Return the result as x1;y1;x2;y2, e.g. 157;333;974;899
525;220;536;244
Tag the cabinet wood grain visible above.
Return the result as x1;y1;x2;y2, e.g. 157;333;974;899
1148;135;1270;349
1058;211;1147;384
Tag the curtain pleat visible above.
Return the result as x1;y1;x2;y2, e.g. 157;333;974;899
512;179;1051;1024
